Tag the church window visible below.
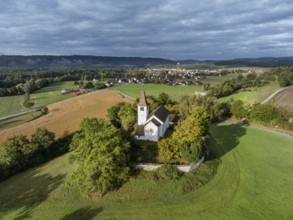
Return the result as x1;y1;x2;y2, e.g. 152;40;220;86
140;107;144;111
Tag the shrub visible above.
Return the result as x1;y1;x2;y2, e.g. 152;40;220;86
156;164;180;181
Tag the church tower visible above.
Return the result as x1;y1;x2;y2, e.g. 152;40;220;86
137;89;149;125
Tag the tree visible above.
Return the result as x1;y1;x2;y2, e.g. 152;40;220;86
31;128;55;158
158;92;170;105
0;135;30;178
231;100;248;120
117;103;136;134
70;118;130;196
23;92;35;110
159;106;210;162
108;102;136;134
23;80;35;94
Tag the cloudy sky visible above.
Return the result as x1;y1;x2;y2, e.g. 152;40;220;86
0;0;293;60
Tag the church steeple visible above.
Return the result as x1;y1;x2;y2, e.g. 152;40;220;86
138;89;147;107
137;88;149;125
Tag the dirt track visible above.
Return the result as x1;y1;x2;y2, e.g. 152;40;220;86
0;91;132;144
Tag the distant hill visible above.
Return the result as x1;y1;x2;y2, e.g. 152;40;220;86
214;57;293;67
0;55;177;68
1;55;293;69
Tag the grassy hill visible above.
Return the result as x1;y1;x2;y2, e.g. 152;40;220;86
110;83;203;101
219;82;281;104
1;124;293;219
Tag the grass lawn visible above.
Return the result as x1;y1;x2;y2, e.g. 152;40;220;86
110;83;203;101
219;82;281;104
32;81;77;106
0;95;26;117
1;124;293;219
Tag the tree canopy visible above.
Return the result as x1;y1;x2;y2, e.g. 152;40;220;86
70;118;130;196
159;106;210;162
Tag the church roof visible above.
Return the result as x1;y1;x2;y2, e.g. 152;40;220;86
146;118;161;127
148;105;169;123
138;89;148;107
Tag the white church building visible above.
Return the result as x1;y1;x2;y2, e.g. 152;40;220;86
135;89;170;141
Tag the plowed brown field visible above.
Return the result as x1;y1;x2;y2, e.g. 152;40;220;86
272;85;293;112
0;90;132;144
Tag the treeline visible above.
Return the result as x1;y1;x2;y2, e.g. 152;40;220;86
264;67;293;87
214;57;293;67
231;100;293;130
0;128;72;181
0;67;126;96
205;73;269;98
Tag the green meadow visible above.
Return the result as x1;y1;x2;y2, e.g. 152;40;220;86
0;81;76;117
219;82;281;104
0;95;26;117
32;81;76;106
110;83;203;101
1;124;292;219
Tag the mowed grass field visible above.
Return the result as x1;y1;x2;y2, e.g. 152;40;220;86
0;95;26;117
201;74;238;85
0;81;76;117
110;83;203;101
270;85;293;112
31;81;77;106
0;90;131;144
219;82;281;104
1;124;293;219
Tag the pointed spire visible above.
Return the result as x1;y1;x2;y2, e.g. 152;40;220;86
138;88;147;107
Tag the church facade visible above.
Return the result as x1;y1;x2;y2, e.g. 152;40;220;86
135;89;170;141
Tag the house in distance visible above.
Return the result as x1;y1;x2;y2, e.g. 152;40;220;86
135;89;170;141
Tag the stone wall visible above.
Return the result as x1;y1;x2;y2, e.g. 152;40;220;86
133;156;205;173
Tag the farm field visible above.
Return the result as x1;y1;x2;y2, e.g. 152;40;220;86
219;82;281;104
110;83;203;101
0;95;26;117
201;74;238;85
31;81;77;106
0;90;131;144
270;85;293;112
1;124;293;219
0;81;77;117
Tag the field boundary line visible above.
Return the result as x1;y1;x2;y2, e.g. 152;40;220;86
261;87;287;104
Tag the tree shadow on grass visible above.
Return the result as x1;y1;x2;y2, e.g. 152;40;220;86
206;124;246;161
0;163;66;220
61;207;103;220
